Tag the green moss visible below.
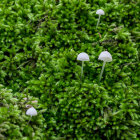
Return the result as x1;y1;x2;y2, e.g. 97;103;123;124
0;85;46;139
0;0;139;139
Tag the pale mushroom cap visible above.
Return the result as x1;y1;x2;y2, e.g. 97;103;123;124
77;52;90;61
26;107;37;116
98;51;112;62
96;9;105;15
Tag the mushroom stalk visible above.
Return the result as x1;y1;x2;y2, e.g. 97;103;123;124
96;14;101;29
99;61;106;81
81;61;84;80
27;116;32;125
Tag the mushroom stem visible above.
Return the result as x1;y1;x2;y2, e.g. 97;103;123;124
27;116;32;125
99;61;106;81
96;14;101;29
81;61;84;81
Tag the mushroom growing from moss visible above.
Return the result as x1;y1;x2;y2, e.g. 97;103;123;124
77;52;89;81
96;9;105;28
26;107;37;124
98;51;112;81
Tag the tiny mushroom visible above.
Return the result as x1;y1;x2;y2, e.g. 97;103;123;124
26;107;37;124
96;9;105;28
98;51;112;81
26;107;37;116
77;52;89;81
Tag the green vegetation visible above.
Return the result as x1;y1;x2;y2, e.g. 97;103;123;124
0;0;139;139
0;85;46;139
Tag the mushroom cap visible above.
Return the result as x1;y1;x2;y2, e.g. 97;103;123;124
26;107;37;116
77;52;90;61
98;51;112;62
96;9;105;15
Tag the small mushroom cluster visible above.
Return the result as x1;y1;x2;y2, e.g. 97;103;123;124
77;9;112;81
25;9;107;124
77;51;112;81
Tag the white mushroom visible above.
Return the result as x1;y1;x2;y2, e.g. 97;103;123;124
98;51;112;62
96;9;105;28
77;52;89;61
26;107;37;116
77;52;89;81
98;51;112;81
96;9;105;15
26;107;37;124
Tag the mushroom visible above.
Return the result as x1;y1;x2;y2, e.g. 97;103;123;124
77;52;89;81
96;9;105;28
26;107;37;124
98;51;112;81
